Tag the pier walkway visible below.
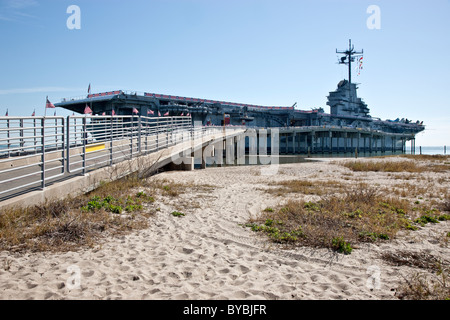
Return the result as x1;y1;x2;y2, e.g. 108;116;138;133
0;115;245;209
0;115;415;210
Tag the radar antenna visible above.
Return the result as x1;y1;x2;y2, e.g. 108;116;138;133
336;39;363;84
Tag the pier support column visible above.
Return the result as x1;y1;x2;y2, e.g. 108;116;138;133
321;135;325;154
350;133;354;153
225;136;235;165
329;131;333;154
305;133;312;154
236;134;246;165
215;140;224;167
292;133;296;154
285;134;289;154
357;133;360;154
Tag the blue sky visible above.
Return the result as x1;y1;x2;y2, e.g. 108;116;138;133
0;0;449;146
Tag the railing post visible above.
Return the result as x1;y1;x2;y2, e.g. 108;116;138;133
55;117;58;151
41;118;45;189
138;115;142;154
19;118;24;154
171;117;174;145
34;117;37;154
66;116;71;172
145;118;149;154
7;118;10;157
166;118;168;148
61;117;65;173
110;115;114;165
156;118;159;150
130;116;133;158
82;116;87;175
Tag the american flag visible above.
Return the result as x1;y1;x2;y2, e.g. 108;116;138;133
158;111;161;117
112;109;116;116
148;110;154;115
5;109;8;116
84;104;93;114
164;111;169;116
46;96;55;108
132;107;139;114
31;109;35;116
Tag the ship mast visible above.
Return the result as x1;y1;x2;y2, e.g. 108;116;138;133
336;39;363;84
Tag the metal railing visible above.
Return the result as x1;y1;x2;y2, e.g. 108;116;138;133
0;115;199;200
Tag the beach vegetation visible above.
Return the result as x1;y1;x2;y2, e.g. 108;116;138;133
381;250;449;300
248;184;425;254
267;179;344;196
171;211;185;217
340;160;449;173
0;175;158;252
331;236;353;255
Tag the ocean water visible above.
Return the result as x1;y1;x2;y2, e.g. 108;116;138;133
413;146;448;155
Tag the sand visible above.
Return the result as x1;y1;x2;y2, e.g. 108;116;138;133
0;158;448;300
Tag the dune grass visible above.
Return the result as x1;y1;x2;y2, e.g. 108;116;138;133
381;250;450;300
266;179;345;197
340;159;449;173
0;173;216;253
248;184;423;253
0;175;156;253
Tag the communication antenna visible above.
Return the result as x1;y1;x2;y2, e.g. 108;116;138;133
336;39;363;84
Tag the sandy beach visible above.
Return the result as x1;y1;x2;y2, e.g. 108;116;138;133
0;157;448;300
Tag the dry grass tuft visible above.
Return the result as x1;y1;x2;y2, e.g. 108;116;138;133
394;154;450;162
382;250;450;300
341;160;424;173
267;179;345;196
248;184;416;253
0;176;156;253
441;197;450;212
341;159;449;173
381;250;447;272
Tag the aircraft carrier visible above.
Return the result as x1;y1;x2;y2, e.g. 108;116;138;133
55;40;424;153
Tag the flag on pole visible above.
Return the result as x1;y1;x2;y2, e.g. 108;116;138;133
112;109;116;116
158;111;161;117
88;83;91;94
164;111;169;116
147;109;154;115
132;107;139;114
5;109;8;116
181;112;184;116
84;104;93;115
31;109;35;116
186;113;190;117
357;56;363;76
46;96;55;108
102;112;106;116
